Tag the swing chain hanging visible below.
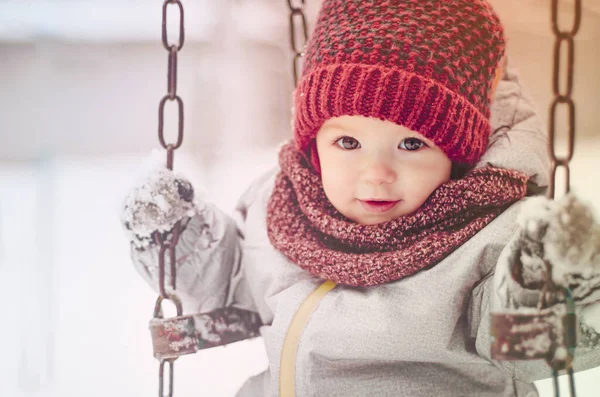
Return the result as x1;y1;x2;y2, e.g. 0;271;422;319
545;1;582;394
547;0;581;200
155;1;186;396
149;2;263;395
491;2;582;397
159;0;185;170
287;0;309;87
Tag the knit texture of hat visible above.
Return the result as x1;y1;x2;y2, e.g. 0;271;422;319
294;0;506;166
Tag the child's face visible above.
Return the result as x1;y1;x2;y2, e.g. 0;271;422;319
315;115;452;225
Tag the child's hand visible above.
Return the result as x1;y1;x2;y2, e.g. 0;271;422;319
120;167;197;249
516;194;600;305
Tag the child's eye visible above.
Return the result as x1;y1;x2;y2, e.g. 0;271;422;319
335;136;361;150
399;137;426;151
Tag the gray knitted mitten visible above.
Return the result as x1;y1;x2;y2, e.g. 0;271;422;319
516;194;600;304
120;167;197;249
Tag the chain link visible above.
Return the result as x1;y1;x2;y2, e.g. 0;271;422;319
155;1;186;396
159;360;175;397
287;0;309;87
162;0;185;51
547;0;581;200
154;227;181;297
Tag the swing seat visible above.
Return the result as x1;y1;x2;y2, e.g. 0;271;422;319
150;307;263;361
491;307;577;371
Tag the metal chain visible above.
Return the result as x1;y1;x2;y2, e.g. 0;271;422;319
287;0;309;87
154;1;186;396
547;0;581;200
546;1;581;395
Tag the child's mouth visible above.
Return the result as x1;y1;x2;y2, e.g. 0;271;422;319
359;200;400;213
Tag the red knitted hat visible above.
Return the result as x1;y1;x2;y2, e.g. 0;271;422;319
294;0;506;168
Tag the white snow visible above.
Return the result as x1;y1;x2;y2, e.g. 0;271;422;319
522;333;553;358
581;304;600;332
120;166;198;249
554;347;568;361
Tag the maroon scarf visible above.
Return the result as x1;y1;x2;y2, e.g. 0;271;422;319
266;141;529;287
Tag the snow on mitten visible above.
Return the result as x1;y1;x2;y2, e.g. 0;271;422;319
121;167;197;249
517;195;600;296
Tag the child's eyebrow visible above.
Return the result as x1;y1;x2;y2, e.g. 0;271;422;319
322;123;359;134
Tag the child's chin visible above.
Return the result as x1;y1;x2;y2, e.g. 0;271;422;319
354;213;398;226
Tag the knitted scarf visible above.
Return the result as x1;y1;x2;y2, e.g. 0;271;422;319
266;141;529;287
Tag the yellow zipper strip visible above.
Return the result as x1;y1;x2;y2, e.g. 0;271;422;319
279;280;337;397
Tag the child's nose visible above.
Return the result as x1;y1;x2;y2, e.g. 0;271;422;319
361;157;397;186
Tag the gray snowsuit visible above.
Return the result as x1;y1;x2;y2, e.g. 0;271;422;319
130;64;600;396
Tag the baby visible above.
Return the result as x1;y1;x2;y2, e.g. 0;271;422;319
121;0;600;396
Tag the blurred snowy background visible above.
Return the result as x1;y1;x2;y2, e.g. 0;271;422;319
0;0;599;396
